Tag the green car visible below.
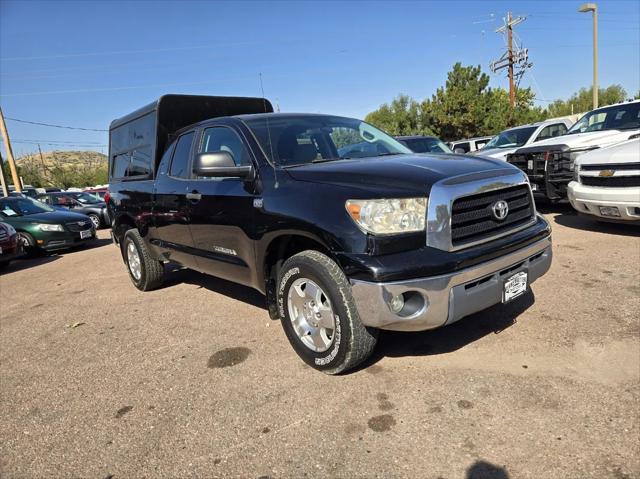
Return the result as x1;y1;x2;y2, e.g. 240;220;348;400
0;196;96;253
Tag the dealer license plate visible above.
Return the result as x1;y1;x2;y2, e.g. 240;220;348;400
80;230;92;239
599;206;621;217
503;271;528;303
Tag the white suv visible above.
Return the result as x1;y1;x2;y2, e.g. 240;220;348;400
568;139;640;222
507;100;640;200
475;118;574;161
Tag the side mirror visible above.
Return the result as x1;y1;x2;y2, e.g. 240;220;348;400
193;152;253;179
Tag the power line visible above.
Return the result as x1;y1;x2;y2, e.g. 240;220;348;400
5;117;107;132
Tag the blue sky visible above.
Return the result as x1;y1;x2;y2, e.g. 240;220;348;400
1;0;638;156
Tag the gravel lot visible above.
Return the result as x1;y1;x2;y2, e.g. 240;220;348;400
1;208;639;479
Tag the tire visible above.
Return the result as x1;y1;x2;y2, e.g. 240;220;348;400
122;229;164;291
16;232;35;256
277;250;378;374
88;213;101;229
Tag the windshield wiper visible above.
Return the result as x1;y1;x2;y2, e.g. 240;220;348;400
312;158;341;163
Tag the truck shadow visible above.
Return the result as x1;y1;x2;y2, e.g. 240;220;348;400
163;264;267;310
359;289;535;369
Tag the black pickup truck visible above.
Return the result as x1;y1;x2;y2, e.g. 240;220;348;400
106;95;552;374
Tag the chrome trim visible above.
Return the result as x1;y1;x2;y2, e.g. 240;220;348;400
350;235;552;332
426;169;536;252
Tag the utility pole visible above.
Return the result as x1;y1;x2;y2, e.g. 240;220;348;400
579;3;598;109
507;12;515;107
490;12;530;108
0;152;8;197
0;106;22;193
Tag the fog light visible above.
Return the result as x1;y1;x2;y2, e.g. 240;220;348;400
389;294;405;314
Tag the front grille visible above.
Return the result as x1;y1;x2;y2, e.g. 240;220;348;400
580;176;640;187
65;220;92;232
451;185;535;247
581;162;640;171
508;152;547;176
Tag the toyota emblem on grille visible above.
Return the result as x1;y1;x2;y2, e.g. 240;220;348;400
491;200;509;221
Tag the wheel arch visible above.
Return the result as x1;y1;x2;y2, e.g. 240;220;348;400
260;232;337;319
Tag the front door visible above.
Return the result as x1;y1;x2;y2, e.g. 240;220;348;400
186;125;256;287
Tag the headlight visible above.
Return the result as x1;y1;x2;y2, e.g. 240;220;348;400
573;163;581;182
37;224;64;232
345;198;427;235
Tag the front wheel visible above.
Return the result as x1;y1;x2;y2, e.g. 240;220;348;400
88;214;101;229
16;232;35;256
122;229;164;291
277;250;378;374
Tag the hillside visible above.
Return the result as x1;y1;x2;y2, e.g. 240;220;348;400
15;150;108;188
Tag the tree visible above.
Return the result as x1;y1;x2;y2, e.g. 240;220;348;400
547;85;627;117
365;94;429;136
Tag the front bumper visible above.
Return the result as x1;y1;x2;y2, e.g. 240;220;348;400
350;235;552;331
35;229;97;251
568;181;640;221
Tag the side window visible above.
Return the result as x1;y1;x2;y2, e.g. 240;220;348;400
200;127;250;166
169;132;195;178
127;147;152;177
475;140;489;149
454;142;470;153
157;141;176;176
112;153;130;178
535;124;568;142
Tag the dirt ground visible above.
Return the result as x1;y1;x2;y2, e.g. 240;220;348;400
1;208;639;479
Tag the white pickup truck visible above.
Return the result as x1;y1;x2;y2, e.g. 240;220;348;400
507;100;640;200
568;139;640;222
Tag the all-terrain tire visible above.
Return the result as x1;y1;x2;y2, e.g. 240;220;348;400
122;228;164;291
277;250;378;374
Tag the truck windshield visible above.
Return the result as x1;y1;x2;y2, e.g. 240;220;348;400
0;197;54;217
567;102;640;134
243;115;412;167
482;126;537;149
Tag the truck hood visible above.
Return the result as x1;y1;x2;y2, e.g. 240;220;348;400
576;138;640;166
284;153;516;194
522;129;638;151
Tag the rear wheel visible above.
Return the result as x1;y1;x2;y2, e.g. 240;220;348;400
277;250;378;374
122;229;164;291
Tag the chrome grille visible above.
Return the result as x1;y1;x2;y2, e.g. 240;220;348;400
580;162;640;187
580;176;640;187
451;185;535;247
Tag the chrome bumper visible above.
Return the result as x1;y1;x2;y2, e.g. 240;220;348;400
350;235;552;332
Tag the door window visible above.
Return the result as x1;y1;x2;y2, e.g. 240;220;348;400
169;132;195;178
453;142;470;153
200;127;250;166
535;123;568;142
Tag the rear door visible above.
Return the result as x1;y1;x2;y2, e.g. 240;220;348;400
151;130;199;268
185;124;256;287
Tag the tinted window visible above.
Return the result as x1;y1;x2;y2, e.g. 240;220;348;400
201;127;250;166
128;147;153;176
112;153;130;178
453;142;470;153
535;123;568;142
170;132;194;178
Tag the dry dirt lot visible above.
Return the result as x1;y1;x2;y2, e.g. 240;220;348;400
1;208;639;479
